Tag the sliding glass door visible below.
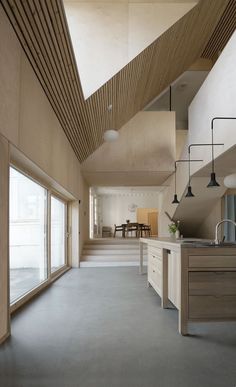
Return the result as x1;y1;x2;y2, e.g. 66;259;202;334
9;167;47;303
50;196;67;273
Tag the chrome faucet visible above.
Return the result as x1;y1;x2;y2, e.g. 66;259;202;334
215;219;236;244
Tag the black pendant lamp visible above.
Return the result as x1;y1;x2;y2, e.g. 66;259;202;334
185;185;194;197
207;117;236;188
185;151;194;197
172;163;179;204
172;160;202;204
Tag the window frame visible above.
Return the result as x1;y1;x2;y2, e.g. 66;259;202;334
9;163;70;312
50;192;68;277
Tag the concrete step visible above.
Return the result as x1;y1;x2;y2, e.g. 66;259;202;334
80;261;147;268
83;249;147;256
81;238;145;266
83;244;145;250
81;254;144;262
85;238;140;245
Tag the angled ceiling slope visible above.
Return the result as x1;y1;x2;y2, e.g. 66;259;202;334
1;0;235;162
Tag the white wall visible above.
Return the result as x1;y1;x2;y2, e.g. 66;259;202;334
158;31;236;238
98;193;159;230
196;199;222;239
64;1;196;97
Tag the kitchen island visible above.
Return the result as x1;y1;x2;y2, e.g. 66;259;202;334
140;237;236;335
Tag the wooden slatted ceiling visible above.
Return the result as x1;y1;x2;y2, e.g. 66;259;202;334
201;0;236;59
1;0;235;162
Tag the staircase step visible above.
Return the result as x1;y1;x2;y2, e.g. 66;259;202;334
81;238;145;266
84;244;145;250
83;249;146;255
80;261;147;268
85;238;140;245
81;254;143;262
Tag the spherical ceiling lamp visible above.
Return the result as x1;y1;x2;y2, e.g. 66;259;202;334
104;103;119;142
224;173;236;188
103;129;119;142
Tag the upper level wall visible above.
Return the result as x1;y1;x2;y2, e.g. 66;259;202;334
158;31;236;237
64;1;196;97
82;111;176;186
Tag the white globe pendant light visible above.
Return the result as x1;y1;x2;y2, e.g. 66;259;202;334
103;104;119;142
224;173;236;188
104;129;119;142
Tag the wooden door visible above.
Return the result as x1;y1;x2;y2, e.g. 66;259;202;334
136;208;158;236
148;211;158;236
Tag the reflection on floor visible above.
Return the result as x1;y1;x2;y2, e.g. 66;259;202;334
1;268;236;387
10;269;46;303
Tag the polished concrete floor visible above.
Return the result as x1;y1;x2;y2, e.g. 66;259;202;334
0;267;236;387
10;268;44;303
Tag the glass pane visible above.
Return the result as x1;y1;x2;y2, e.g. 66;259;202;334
51;196;66;272
10;167;47;303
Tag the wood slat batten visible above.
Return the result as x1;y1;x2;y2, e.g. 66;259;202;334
1;0;89;161
1;0;235;162
1;0;83;160
88;0;231;142
201;0;236;59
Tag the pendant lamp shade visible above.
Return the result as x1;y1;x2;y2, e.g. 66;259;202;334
104;129;119;142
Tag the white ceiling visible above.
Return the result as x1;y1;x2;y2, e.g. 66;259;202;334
95;186;164;195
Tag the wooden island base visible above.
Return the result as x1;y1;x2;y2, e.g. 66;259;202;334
140;238;236;335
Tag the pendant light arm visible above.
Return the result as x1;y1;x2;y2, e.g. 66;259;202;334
174;159;203;189
188;142;224;177
210;117;236;173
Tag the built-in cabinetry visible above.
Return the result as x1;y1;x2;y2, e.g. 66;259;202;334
147;246;163;297
187;252;236;320
141;238;236;335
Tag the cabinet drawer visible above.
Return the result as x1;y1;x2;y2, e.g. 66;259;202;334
148;246;162;258
148;265;161;286
189;271;236;296
189;255;236;268
149;256;162;273
189;295;236;319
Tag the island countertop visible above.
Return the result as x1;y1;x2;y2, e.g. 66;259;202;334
140;237;236;335
140;237;236;248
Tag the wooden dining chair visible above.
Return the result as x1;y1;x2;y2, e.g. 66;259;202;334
125;222;139;238
113;224;124;237
142;224;151;237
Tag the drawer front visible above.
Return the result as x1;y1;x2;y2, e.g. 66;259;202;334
148;246;162;259
189;271;236;296
189;295;236;319
149;255;162;273
189;255;236;268
148;264;161;281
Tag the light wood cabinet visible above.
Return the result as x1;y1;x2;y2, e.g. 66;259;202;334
189;295;236;319
141;237;236;335
189;271;236;296
168;251;181;310
147;246;162;297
